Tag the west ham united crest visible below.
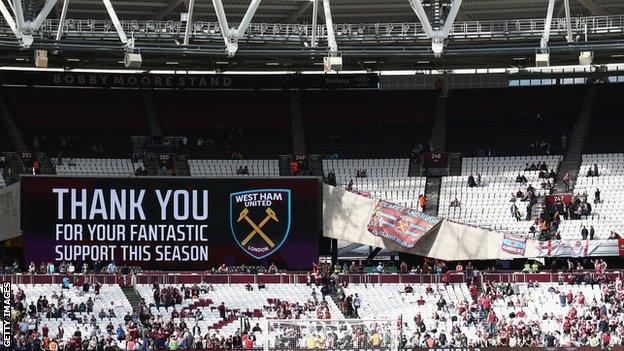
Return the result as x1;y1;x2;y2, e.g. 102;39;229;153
229;189;291;259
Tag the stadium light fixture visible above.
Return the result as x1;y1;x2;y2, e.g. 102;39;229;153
408;0;463;57
211;0;263;57
579;51;594;66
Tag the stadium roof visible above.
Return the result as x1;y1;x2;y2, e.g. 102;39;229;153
0;0;623;70
62;0;623;23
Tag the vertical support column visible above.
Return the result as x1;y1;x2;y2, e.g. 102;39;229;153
564;0;573;43
55;0;69;41
237;0;261;37
183;0;195;45
311;0;318;47
322;0;337;53
102;0;128;43
212;0;231;45
288;91;306;155
540;0;556;50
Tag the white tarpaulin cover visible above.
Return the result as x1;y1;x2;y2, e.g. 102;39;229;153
322;184;617;260
0;182;20;241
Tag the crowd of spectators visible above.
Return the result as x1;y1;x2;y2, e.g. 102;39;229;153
399;265;623;348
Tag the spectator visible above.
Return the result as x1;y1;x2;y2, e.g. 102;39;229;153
594;188;601;204
589;225;595;240
450;197;460;207
563;172;571;192
289;160;299;175
581;226;588;239
548;169;556;179
418;194;427;212
468;174;476;187
218;302;227;321
106;261;117;274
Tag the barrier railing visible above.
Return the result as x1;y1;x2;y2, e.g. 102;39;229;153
3;270;621;285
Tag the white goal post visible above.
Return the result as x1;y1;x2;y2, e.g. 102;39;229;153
263;318;399;351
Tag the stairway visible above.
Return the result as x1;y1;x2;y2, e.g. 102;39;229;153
289;91;306;155
448;153;462;176
329;294;351;318
308;154;324;177
554;85;597;193
37;152;56;175
430;96;448;152
278;155;292;176
175;154;190;176
408;157;422;177
142;91;163;137
121;286;143;314
0;91;28;151
144;152;158;176
424;177;441;216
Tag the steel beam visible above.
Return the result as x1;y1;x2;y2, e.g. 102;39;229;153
441;0;462;38
29;0;58;30
408;0;434;39
311;0;318;47
183;0;194;45
55;0;68;41
0;0;18;36
236;0;261;38
102;0;128;44
322;0;337;53
564;0;572;43
12;0;25;32
540;0;555;50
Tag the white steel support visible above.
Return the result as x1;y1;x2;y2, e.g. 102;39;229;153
311;0;318;47
564;0;573;43
55;0;69;41
29;0;59;30
322;0;337;54
212;0;263;57
236;0;261;38
12;0;24;32
541;0;556;50
408;0;434;39
0;0;18;36
212;0;232;49
102;0;129;44
441;0;462;38
183;0;194;45
409;0;462;57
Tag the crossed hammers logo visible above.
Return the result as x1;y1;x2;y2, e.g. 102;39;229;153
237;207;279;247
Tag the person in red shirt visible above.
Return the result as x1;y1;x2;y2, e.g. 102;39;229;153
243;334;254;349
566;290;574;304
602;332;611;346
442;270;450;285
469;284;478;302
487;310;497;334
290;160;299;175
577;291;585;305
481;295;491;312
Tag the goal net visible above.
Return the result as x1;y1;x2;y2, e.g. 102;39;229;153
264;318;399;351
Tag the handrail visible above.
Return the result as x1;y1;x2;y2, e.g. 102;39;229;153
0;15;621;44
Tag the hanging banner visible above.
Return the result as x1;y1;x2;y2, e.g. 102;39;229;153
571;240;600;257
366;200;441;248
535;240;564;257
501;234;527;256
